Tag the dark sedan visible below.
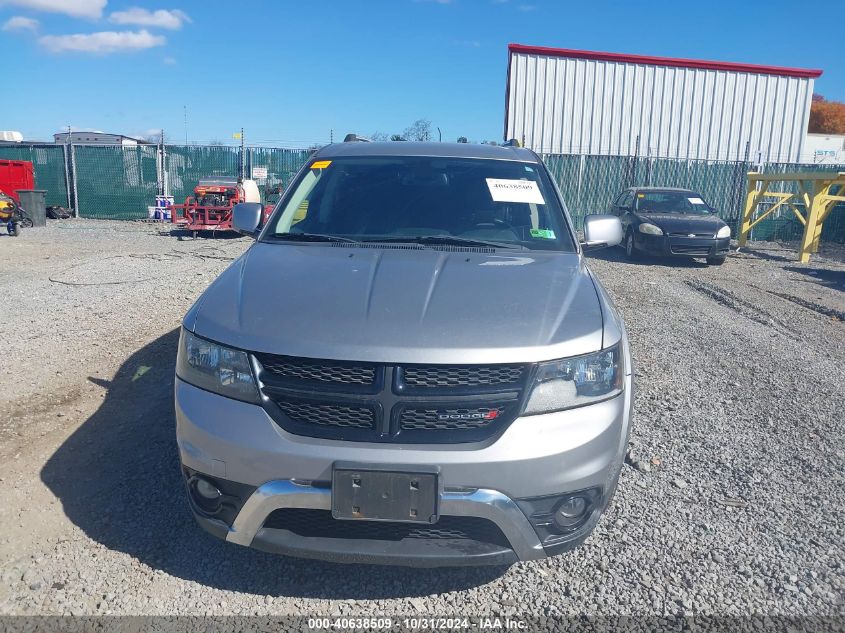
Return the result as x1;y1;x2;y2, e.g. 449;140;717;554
608;187;731;265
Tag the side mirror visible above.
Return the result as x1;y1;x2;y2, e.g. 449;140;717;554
582;214;623;250
232;202;263;237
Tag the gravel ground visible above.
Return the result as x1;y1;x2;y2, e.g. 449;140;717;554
0;219;843;618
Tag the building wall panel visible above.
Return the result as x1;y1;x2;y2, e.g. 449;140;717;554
505;47;819;162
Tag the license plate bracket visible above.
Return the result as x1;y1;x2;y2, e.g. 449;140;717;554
331;463;439;524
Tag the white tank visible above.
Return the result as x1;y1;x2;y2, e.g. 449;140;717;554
240;179;261;203
0;131;24;143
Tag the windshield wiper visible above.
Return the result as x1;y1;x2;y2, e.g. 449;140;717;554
268;232;359;243
361;235;520;249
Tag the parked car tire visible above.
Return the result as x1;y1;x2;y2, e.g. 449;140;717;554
8;222;20;237
706;256;726;266
624;230;639;260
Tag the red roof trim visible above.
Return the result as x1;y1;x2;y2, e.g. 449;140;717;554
508;44;823;79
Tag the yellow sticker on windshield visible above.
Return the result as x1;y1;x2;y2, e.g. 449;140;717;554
637;193;645;198
311;160;332;169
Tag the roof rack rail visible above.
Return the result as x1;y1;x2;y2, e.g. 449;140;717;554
343;133;371;143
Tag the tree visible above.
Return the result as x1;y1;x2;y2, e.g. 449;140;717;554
403;119;432;142
809;95;845;134
390;134;406;142
457;136;468;143
370;132;390;142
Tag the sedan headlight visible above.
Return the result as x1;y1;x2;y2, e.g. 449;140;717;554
176;329;259;403
638;223;663;236
524;344;624;415
716;225;731;239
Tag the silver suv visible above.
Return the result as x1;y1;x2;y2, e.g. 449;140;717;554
175;141;631;566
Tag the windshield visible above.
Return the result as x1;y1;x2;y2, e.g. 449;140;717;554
263;156;576;251
635;191;712;215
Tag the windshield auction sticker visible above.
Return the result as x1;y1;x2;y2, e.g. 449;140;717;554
486;178;545;204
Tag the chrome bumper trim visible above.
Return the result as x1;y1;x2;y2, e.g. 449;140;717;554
226;480;545;561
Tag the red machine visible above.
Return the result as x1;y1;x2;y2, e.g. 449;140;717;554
0;159;34;204
171;178;270;232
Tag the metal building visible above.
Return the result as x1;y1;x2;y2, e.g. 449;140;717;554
504;44;822;162
53;131;152;146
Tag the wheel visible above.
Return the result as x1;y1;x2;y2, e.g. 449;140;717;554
706;256;726;266
624;230;639;260
8;222;20;237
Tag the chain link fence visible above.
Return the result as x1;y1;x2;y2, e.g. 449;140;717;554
0;142;842;243
73;144;159;220
543;152;845;242
0;144;69;207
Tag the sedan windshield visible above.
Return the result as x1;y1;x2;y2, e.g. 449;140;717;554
264;156;575;251
635;191;713;215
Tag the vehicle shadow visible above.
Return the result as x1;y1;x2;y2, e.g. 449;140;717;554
784;266;845;293
40;329;508;598
733;247;796;264
586;246;709;268
167;228;246;241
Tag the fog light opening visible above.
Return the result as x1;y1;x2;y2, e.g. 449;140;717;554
553;495;589;529
189;476;222;514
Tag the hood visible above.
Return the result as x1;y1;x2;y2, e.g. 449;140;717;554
188;243;605;364
638;212;725;235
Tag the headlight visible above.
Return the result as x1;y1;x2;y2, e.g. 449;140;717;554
524;344;624;415
176;329;259;403
716;225;731;239
638;223;663;236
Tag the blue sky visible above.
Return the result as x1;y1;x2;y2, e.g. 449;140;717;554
1;0;842;147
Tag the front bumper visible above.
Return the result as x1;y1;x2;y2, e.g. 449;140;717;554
176;371;633;565
635;233;729;258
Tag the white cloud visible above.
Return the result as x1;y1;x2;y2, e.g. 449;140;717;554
109;7;191;30
0;0;106;19
163;55;176;65
39;29;166;54
2;15;39;31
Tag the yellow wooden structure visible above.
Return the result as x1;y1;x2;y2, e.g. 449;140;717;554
738;171;845;263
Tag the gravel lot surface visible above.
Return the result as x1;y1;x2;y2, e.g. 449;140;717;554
1;220;843;617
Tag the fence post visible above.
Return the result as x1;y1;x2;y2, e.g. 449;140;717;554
162;142;169;198
69;142;79;217
576;154;585;225
729;141;751;233
62;143;72;209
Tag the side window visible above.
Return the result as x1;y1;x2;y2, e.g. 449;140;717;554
612;192;626;207
615;191;633;211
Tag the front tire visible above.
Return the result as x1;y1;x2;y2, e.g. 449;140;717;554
8;222;20;237
624;231;639;260
706;256;726;266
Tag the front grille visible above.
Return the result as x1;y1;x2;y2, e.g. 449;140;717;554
400;406;506;430
276;400;375;429
256;354;376;386
254;352;530;443
263;508;511;548
670;244;711;255
669;231;713;237
402;365;524;388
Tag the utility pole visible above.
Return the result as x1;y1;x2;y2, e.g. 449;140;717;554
330;129;334;143
437;127;442;142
